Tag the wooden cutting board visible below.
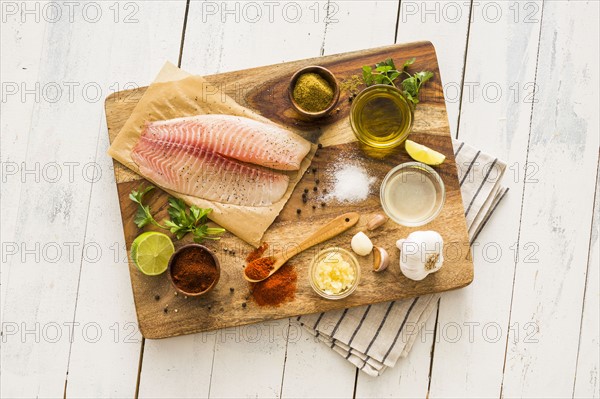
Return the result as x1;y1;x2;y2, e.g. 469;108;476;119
105;41;473;339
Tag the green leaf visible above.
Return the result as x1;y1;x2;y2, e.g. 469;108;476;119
362;66;373;86
402;58;416;70
388;72;401;82
373;74;385;84
375;65;392;73
376;58;396;70
129;185;165;229
133;205;152;228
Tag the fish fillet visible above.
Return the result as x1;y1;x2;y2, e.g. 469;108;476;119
132;135;290;206
142;114;311;171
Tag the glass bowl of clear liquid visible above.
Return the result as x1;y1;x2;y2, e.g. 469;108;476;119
380;162;446;227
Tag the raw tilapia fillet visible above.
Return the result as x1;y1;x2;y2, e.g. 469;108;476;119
142;114;311;170
132;136;290;206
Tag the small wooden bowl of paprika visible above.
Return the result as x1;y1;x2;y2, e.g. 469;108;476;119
168;244;220;297
288;65;340;119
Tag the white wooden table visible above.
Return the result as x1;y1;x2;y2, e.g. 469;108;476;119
2;1;598;397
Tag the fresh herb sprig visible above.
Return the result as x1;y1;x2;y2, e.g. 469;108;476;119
129;185;166;229
165;197;226;242
129;185;225;243
362;58;434;106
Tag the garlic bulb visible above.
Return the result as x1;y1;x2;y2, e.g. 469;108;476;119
396;231;444;281
351;231;373;256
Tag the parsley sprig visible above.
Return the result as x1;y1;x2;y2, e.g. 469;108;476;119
362;58;434;106
129;185;225;243
129;185;166;229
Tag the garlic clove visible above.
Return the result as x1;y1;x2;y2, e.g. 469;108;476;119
367;214;388;231
351;231;373;256
372;246;390;272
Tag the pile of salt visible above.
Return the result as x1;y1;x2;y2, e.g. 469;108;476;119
325;164;376;203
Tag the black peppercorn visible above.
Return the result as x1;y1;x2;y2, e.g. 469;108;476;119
313;187;318;192
318;143;323;149
154;295;160;301
304;188;309;194
296;209;302;214
230;287;234;293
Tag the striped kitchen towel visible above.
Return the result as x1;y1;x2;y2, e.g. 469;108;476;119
296;140;508;376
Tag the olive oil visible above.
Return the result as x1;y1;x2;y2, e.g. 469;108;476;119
350;85;414;148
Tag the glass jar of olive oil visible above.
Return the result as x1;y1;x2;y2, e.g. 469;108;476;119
349;85;414;149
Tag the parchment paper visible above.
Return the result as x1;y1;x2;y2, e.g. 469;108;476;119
108;62;315;247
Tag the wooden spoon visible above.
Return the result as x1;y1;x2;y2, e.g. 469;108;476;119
244;212;360;282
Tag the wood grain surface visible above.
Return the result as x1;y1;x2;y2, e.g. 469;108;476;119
105;41;474;339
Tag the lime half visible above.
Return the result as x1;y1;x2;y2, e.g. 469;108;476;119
405;140;446;166
131;232;174;276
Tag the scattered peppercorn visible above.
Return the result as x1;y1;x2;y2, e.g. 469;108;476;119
313;187;318;192
312;168;317;173
296;209;302;214
242;302;247;308
321;202;326;207
302;196;308;203
163;307;168;314
230;287;235;293
207;305;212;310
318;143;323;149
304;188;309;194
312;205;317;210
315;179;320;185
154;295;160;301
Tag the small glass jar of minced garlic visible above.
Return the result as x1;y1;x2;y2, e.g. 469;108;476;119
309;247;360;300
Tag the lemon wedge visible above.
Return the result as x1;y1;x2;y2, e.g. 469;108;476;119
405;140;446;165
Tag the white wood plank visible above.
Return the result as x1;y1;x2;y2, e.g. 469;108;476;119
426;1;543;397
64;2;188;397
396;0;472;137
355;308;436;398
281;322;357;398
502;1;600;397
0;2;185;397
574;166;599;399
208;321;289;398
180;0;328;74
139;3;330;398
0;11;107;398
138;333;216;399
0;0;48;310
